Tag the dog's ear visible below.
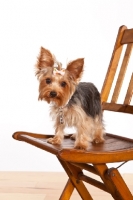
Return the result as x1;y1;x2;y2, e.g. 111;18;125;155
66;58;84;81
36;47;54;70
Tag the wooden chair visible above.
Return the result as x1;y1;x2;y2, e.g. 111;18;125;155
13;25;133;200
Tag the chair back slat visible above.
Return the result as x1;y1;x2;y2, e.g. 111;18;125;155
121;29;133;44
124;73;133;104
111;43;133;103
101;25;133;114
101;26;127;102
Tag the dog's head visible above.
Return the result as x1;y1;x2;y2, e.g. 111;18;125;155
35;47;84;107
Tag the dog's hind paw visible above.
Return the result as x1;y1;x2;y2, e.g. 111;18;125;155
92;136;105;144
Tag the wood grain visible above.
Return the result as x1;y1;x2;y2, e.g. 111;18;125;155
1;172;133;200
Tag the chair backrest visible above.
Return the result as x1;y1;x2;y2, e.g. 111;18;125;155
101;25;133;114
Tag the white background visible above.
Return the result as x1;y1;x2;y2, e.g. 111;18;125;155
0;0;133;172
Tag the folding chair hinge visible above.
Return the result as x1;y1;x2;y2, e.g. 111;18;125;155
107;167;116;178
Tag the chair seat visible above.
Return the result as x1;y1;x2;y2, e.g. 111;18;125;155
13;131;133;164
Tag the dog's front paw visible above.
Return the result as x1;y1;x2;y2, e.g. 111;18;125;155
74;141;88;150
47;136;62;145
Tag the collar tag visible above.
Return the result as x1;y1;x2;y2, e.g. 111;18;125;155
59;107;64;124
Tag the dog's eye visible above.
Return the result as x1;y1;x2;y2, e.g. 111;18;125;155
60;81;67;87
46;78;51;84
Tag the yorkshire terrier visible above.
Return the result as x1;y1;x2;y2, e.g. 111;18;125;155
35;47;105;150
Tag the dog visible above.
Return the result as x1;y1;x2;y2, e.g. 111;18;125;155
35;47;105;150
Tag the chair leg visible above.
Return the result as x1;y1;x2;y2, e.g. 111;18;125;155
94;164;133;200
59;178;74;200
107;168;133;200
58;158;93;200
94;164;121;199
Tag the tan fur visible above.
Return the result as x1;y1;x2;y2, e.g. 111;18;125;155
38;70;76;106
49;104;104;149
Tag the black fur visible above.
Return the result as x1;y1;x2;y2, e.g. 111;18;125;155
68;82;102;118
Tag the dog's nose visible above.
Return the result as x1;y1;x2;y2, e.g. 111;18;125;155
50;91;57;98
